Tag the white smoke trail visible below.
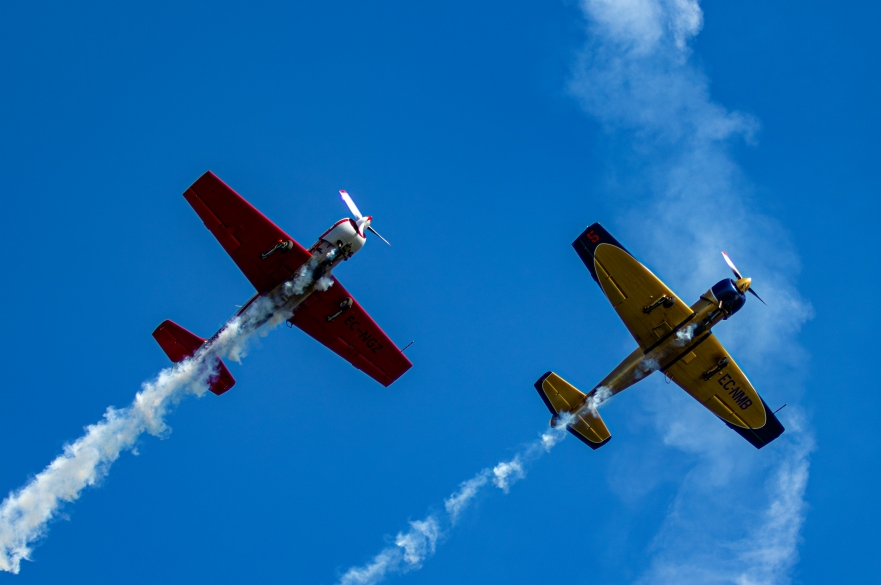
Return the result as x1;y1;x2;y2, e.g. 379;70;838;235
675;323;696;344
733;414;813;585
0;269;317;574
586;385;613;411
335;423;569;585
286;255;325;296
570;0;814;583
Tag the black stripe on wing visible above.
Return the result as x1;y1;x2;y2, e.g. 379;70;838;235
572;223;631;283
724;398;785;449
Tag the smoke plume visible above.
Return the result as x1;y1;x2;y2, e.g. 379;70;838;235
0;273;308;573
335;423;569;585
570;0;814;582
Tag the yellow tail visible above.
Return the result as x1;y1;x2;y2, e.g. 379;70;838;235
534;372;611;449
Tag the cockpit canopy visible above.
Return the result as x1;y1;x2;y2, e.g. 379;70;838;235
711;278;746;318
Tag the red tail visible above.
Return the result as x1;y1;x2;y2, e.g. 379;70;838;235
152;320;236;395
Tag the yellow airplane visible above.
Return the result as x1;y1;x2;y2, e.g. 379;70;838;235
535;223;784;450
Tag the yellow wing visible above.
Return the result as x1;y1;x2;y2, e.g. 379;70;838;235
573;224;694;351
665;334;784;448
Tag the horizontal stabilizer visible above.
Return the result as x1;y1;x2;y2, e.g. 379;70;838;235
152;320;235;395
535;372;611;450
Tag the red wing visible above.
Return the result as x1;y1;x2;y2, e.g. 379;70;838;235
184;171;312;294
289;278;412;386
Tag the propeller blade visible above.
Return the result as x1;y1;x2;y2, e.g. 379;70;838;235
748;288;767;306
367;225;391;246
339;190;362;220
721;251;742;280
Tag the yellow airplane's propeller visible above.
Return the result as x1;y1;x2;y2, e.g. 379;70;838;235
340;190;391;246
722;252;766;305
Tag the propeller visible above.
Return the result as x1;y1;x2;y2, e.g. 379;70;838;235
721;251;766;305
339;190;391;246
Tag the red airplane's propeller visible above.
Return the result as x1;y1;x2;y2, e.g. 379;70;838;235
339;190;391;246
721;252;766;305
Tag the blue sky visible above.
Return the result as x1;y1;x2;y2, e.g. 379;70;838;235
0;1;878;583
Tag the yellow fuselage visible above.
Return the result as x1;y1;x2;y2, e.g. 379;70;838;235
581;289;728;407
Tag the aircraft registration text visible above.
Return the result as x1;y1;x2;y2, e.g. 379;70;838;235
344;315;385;354
717;371;753;410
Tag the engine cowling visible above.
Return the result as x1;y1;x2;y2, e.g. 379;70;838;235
315;218;367;258
711;278;746;318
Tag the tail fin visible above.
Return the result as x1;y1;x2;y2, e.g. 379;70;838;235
152;320;236;395
534;372;611;450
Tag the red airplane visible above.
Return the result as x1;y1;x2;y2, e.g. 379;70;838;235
151;171;412;394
